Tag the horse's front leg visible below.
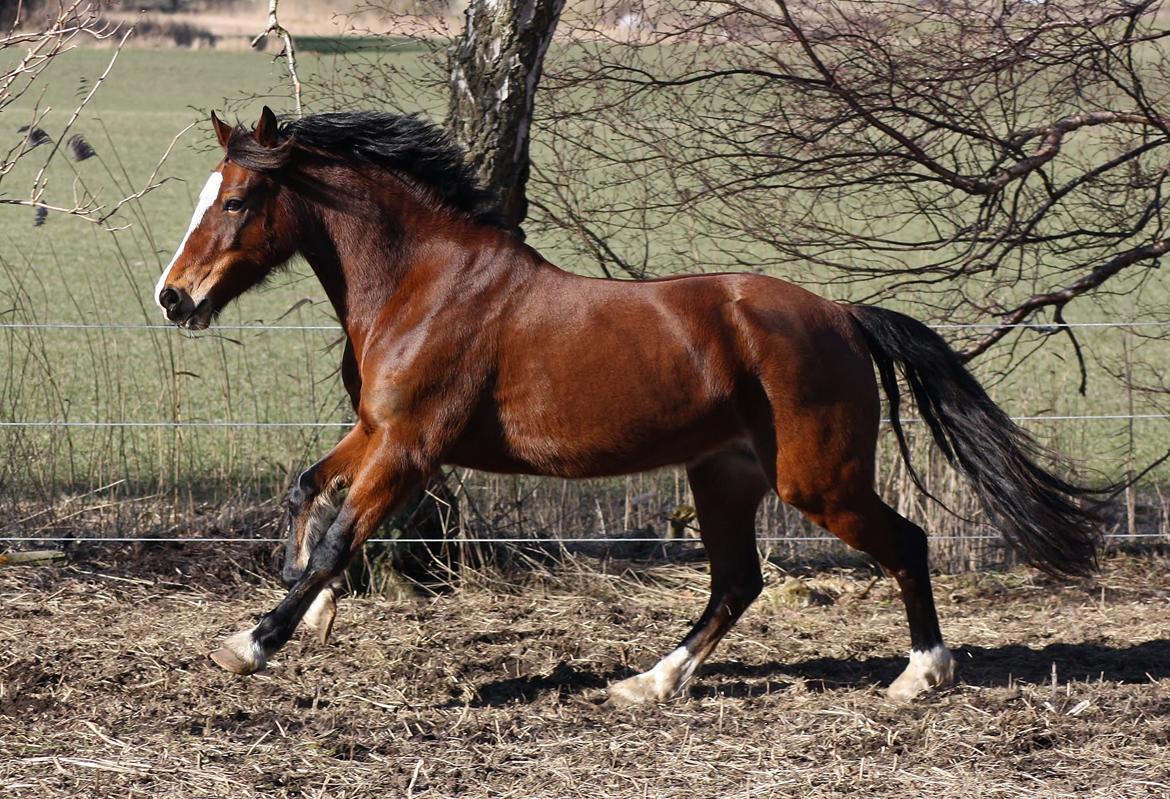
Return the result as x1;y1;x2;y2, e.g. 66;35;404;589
212;432;430;674
280;425;369;644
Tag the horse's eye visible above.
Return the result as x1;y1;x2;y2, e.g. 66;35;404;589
224;198;245;213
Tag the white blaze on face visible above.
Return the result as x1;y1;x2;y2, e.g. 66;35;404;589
154;171;224;312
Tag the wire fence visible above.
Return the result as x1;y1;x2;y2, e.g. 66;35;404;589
0;316;1167;565
0;414;1168;428
2;533;1166;544
0;319;1167;430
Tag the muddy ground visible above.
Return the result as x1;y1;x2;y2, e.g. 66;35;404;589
2;547;1169;798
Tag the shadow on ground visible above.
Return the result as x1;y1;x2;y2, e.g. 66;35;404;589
470;639;1170;704
469;663;616;707
697;639;1170;699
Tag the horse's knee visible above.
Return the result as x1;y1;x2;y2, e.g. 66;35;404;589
281;562;303;588
307;515;355;576
286;469;319;513
284;469;344;580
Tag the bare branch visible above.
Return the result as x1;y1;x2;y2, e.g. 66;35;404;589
251;0;302;116
958;237;1170;361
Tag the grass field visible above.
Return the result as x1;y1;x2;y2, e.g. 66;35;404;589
2;549;1169;797
1;42;1168;546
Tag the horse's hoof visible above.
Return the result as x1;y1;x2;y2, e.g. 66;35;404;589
313;614;334;646
606;647;697;707
303;588;337;646
605;674;671;708
887;645;955;701
605;677;652;708
209;629;266;675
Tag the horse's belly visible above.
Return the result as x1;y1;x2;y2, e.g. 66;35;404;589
448;393;746;478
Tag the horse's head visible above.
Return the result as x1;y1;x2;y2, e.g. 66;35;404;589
155;107;296;329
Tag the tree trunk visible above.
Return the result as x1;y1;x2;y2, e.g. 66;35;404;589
447;0;565;233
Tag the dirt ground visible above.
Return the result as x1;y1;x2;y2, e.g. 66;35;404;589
2;547;1170;798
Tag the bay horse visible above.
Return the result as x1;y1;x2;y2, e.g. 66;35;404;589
155;108;1099;705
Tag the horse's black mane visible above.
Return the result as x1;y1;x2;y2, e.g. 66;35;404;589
226;111;505;228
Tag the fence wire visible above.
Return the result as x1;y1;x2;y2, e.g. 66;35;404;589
0;414;1167;428
1;317;1166;559
0;533;1165;544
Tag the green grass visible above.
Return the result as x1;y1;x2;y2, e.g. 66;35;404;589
0;45;1165;516
295;35;433;54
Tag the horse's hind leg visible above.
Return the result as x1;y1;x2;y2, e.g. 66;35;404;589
788;486;954;700
607;445;770;707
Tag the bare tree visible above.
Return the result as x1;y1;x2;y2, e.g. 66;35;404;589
529;1;1170;367
0;1;150;225
250;0;304;116
315;1;565;231
290;2;1170;543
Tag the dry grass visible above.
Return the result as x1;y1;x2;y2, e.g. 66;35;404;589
2;549;1170;797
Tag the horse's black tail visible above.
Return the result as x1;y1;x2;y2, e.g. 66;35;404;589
848;303;1101;577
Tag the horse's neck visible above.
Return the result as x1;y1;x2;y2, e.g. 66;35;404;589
294;191;408;336
299;194;526;342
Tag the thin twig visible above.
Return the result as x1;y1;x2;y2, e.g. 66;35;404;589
27;27;131;208
251;0;302;116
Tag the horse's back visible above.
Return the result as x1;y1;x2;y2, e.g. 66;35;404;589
581;270;875;402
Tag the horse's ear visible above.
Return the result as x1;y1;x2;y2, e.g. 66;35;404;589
254;106;279;148
211;111;233;151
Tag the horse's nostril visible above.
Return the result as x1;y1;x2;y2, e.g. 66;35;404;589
159;287;180;311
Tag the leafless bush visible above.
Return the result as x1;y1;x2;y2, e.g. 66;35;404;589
320;2;1170;369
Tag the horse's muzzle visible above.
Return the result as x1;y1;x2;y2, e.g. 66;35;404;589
158;286;212;329
158;285;194;320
